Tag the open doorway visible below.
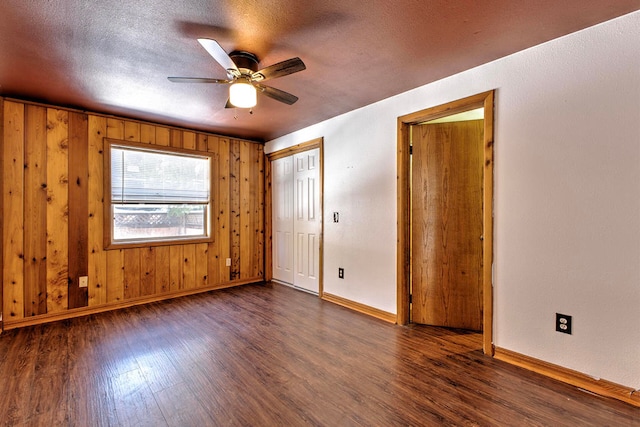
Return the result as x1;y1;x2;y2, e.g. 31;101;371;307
397;91;494;355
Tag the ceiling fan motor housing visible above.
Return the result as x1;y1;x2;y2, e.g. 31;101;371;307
229;51;259;73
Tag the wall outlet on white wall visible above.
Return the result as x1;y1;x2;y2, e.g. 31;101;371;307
556;313;572;334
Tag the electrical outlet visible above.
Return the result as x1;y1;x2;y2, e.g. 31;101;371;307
333;212;339;223
79;276;88;288
226;258;231;267
338;268;344;279
556;313;572;334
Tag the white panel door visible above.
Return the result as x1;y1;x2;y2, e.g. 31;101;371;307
271;148;321;293
272;156;294;284
292;149;320;293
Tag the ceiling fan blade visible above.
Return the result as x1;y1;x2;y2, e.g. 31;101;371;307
197;38;238;73
255;84;299;105
252;57;306;82
168;77;232;84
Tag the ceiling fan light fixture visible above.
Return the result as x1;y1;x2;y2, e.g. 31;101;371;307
229;79;257;108
170;39;305;108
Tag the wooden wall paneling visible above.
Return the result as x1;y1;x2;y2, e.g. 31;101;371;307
123;120;145;300
124;121;142;300
45;108;69;313
3;101;26;320
195;133;211;289
67;112;89;309
106;119;125;140
125;120;141;143
206;135;221;286
182;131;196;150
169;245;183;292
182;244;196;289
197;133;208;152
124;121;141;142
124;113;141;314
230;140;241;281
123;248;141;300
106;249;124;303
195;243;208;288
155;127;170;147
154;246;170;294
149;115;165;322
239;141;253;280
170;129;182;148
139;121;166;296
1;99;265;327
23;105;48;316
87;115;108;306
106;119;126;302
140;123;155;144
217;138;231;283
140;247;155;297
255;144;265;278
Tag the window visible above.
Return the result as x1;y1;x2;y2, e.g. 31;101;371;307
104;139;212;247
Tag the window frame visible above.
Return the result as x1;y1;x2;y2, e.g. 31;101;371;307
103;138;214;249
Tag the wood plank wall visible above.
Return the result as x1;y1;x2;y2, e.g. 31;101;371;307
1;98;264;327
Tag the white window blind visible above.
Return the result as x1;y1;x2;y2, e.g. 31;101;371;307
111;146;210;204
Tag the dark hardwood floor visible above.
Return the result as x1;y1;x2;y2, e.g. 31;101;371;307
0;282;637;426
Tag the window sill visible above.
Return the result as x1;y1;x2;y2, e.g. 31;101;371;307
104;235;213;250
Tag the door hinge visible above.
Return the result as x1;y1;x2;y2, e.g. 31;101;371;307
409;145;413;155
409;294;412;303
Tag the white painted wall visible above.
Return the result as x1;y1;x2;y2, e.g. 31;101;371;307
266;12;640;389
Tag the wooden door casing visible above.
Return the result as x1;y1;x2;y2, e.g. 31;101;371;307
411;120;484;331
397;91;494;354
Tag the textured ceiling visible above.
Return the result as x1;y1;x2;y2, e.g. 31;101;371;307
0;1;638;142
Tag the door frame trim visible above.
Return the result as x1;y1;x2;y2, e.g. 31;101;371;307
396;91;494;355
265;138;324;296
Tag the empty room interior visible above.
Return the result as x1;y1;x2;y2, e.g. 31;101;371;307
1;1;639;425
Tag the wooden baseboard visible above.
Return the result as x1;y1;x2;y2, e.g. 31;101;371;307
2;278;263;330
494;347;640;408
322;292;396;323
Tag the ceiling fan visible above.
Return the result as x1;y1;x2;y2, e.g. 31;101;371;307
168;38;306;109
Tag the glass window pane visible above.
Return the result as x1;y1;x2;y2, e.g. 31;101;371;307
112;204;207;242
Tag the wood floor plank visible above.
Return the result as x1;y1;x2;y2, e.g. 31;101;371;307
27;324;69;421
0;328;40;425
111;368;167;427
0;283;638;426
66;315;119;427
154;381;215;427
